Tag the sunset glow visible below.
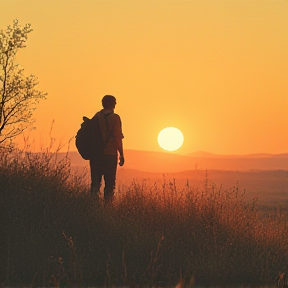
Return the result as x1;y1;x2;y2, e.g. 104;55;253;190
0;0;287;155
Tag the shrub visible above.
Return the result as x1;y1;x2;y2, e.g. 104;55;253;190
1;148;288;287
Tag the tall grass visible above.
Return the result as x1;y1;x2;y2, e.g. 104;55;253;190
1;147;288;287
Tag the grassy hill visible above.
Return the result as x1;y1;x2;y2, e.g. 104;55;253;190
1;148;288;287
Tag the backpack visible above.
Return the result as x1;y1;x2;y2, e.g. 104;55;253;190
75;115;104;160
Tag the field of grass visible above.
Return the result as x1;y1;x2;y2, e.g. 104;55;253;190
1;148;288;287
116;168;288;211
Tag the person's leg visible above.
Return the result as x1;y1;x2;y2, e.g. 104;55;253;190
89;158;103;194
103;154;117;203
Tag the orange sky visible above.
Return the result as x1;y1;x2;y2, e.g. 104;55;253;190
1;0;287;155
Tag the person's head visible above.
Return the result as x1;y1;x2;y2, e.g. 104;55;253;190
102;95;116;110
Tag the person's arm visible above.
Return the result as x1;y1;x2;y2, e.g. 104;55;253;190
115;137;124;166
113;115;124;166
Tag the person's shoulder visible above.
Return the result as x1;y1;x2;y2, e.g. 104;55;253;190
114;114;122;124
92;110;103;119
113;112;120;117
94;111;101;117
111;113;121;120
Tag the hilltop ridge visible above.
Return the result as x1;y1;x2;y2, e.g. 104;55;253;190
66;149;288;173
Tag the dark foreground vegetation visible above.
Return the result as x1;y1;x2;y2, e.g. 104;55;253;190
1;148;288;287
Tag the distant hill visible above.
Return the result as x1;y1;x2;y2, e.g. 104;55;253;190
188;151;283;158
65;150;288;173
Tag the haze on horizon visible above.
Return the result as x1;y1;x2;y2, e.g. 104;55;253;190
1;0;287;155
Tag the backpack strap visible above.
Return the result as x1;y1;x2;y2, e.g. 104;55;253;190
93;111;114;149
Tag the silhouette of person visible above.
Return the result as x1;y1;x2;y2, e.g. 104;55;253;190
90;95;124;203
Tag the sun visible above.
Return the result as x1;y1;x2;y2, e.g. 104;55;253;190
157;127;184;152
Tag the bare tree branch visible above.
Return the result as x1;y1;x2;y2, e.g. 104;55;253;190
0;20;47;145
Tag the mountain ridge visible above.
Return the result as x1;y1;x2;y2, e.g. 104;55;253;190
187;151;288;158
66;149;288;173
